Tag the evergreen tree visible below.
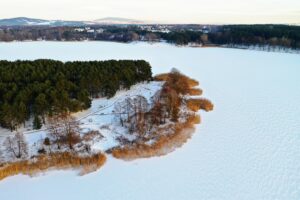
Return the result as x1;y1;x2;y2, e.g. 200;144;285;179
33;115;42;130
34;93;48;123
0;60;152;130
17;102;27;127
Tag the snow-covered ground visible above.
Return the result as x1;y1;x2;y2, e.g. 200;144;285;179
0;81;163;161
74;81;163;152
0;42;300;199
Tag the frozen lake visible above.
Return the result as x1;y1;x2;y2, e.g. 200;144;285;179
0;42;300;200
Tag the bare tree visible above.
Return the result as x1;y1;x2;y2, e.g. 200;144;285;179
200;34;209;45
134;96;148;135
0;146;4;163
114;102;125;126
60;114;81;150
114;96;149;135
123;96;149;135
47;114;64;149
4;132;28;159
145;33;159;42
135;95;148;114
47;113;81;150
150;101;163;127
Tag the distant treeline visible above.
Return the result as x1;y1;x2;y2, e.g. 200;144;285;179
0;25;299;49
160;25;300;48
209;25;300;49
0;60;152;131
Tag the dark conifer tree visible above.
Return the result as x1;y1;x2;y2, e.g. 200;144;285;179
33;115;42;130
0;60;152;130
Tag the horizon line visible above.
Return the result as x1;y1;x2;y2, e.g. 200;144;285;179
0;16;299;26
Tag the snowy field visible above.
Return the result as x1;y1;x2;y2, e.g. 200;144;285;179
0;41;300;200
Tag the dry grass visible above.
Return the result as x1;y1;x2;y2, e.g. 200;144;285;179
154;73;199;88
111;115;199;160
187;98;214;112
0;152;106;180
188;88;203;96
154;73;169;81
186;78;199;88
82;130;104;142
111;71;213;160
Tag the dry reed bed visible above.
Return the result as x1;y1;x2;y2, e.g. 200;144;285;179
155;73;199;87
188;88;203;96
187;98;214;112
0;152;106;180
110;72;213;160
111;115;201;160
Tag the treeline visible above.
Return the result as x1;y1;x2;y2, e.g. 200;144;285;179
0;26;141;42
160;25;300;48
209;25;300;49
0;25;299;49
0;27;89;41
0;60;152;131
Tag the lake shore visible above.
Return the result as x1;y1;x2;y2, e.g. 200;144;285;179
0;41;299;200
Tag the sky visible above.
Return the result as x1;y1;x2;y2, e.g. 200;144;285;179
1;0;300;24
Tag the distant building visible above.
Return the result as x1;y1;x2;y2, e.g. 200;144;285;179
96;29;104;33
201;26;211;34
139;25;171;33
74;28;85;32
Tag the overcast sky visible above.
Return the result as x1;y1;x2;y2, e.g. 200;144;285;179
1;0;300;24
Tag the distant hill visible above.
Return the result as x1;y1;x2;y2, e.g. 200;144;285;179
0;17;86;26
92;17;145;25
0;17;146;26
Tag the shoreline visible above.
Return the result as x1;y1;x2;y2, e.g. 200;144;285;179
0;40;299;55
109;72;213;160
0;71;213;181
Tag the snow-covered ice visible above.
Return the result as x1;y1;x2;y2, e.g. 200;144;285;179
0;41;300;200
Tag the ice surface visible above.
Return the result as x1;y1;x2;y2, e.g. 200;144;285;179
0;42;300;200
